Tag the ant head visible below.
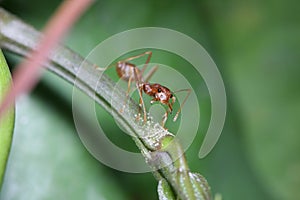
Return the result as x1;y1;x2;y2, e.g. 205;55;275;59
154;84;171;96
142;83;173;103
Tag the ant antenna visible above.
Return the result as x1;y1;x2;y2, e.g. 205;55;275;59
144;65;158;83
173;88;191;122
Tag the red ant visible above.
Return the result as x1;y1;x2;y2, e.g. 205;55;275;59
98;51;191;128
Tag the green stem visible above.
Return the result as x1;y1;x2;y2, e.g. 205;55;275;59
0;7;212;200
0;49;15;189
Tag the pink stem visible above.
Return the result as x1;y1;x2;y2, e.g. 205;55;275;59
0;0;93;118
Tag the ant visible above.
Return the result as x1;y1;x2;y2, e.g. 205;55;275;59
97;51;191;128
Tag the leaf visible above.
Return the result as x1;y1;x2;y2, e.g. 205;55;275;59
0;49;15;189
0;90;129;200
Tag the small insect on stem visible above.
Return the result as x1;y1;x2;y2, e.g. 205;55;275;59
141;83;191;127
95;51;156;122
115;51;156;122
96;51;190;128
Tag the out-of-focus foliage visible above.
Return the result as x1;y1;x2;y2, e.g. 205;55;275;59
1;0;299;199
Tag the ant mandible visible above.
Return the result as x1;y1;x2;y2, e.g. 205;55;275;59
98;51;191;128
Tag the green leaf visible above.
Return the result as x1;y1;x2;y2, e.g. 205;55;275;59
0;90;128;200
0;49;15;189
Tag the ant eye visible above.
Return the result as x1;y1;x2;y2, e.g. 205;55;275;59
157;88;162;93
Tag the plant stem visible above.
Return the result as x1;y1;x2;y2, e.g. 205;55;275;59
0;49;15;189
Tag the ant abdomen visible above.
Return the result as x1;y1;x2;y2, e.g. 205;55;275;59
116;61;141;82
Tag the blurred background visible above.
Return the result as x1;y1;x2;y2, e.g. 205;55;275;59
1;0;300;199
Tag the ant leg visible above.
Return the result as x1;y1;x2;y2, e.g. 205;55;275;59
120;75;133;113
140;51;152;76
94;63;115;71
173;89;191;122
95;51;152;72
161;104;172;128
162;111;168;127
122;51;152;63
127;76;133;97
144;65;158;83
137;84;147;123
133;67;147;123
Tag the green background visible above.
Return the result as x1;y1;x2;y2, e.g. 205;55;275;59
1;0;300;199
